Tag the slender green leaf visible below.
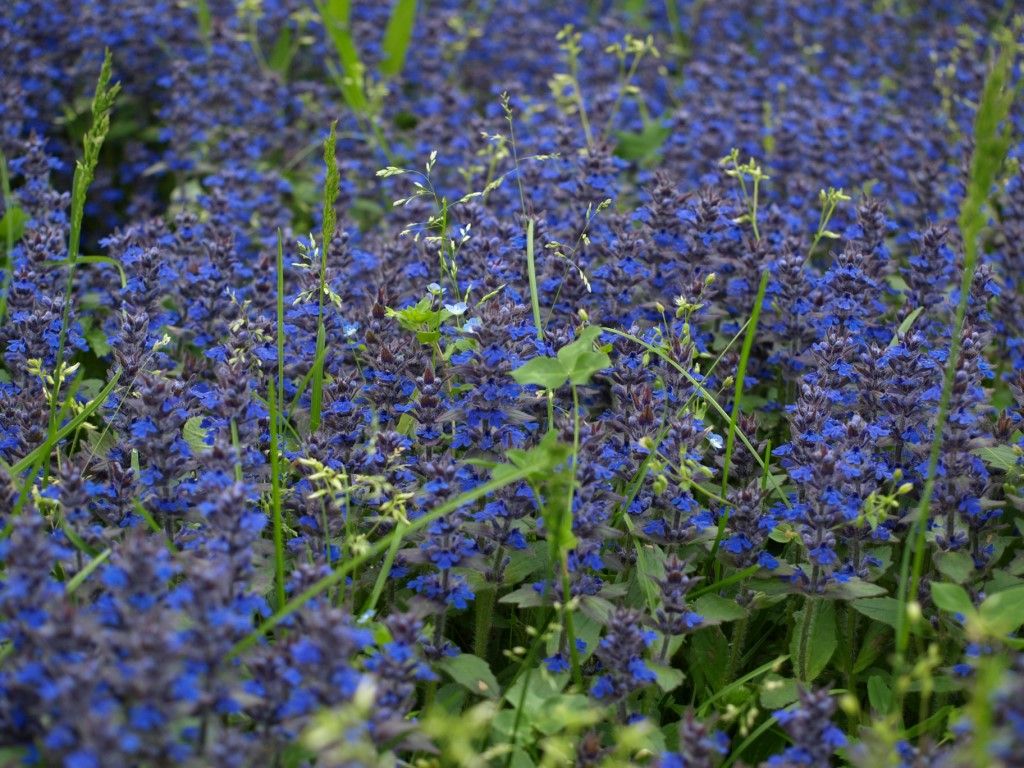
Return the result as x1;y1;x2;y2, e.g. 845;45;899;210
268;377;287;610
11;370;122;476
310;121;339;434
47;50;120;456
896;28;1020;671
317;0;367;112
601;327;789;507
65;548;112;594
0;205;25;251
228;462;531;657
791;599;836;682
379;0;418;78
525;218;543;341
692;593;747;623
887;306;924;348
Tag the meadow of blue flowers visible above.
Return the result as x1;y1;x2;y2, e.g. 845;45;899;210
1;0;1023;765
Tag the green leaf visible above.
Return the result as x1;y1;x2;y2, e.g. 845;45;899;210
692;594;747;624
649;662;684;693
830;579;887;599
563;349;612;386
979;584;1024;636
975;445;1019;471
501;429;573;481
556;326;611;386
791;599;836;682
438;653;500;698
934;551;975;584
614;121;670;163
84;326;111;357
65;548;111;594
687;627;729;694
931;582;975;617
0;205;26;249
510;356;567;389
503;667;560;710
379;0;418;78
887;306;924;348
853;621;892;674
852;597;903;630
628;532;661;613
194;0;212;43
317;0;367;112
268;27;295;76
759;675;799;709
867;675;892;713
498;584;547;608
183;416;210;454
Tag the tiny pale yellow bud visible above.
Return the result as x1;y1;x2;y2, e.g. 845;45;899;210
840;693;860;715
907;600;923;624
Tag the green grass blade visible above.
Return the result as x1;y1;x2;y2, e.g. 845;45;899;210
525;218;543;341
893;29;1020;679
689;564;761;599
0;151;19;324
77;255;126;288
601;326;790;507
712;268;770;562
317;0;367;112
268;377;287;610
65;548;112;595
361;520;407;617
228;465;531;658
11;370;122;477
194;0;212;49
3;370;121;528
379;0;418;78
46;50;120;464
131;497;176;551
696;654;788;717
309;121;340;434
887;305;924;349
276;229;286;419
720;269;769;496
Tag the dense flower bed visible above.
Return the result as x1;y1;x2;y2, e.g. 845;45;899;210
1;1;1023;766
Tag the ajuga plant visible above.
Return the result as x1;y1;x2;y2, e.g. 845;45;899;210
2;2;1024;767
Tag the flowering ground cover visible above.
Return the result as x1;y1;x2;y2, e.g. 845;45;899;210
1;1;1024;765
